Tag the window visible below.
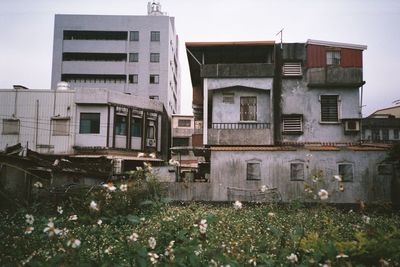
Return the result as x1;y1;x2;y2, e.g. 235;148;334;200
382;129;389;141
320;95;339;122
178;119;191;127
149;95;159;100
115;115;127;136
173;137;189;147
326;51;341;65
240;97;257;121
222;93;234;104
394;129;399;139
131;117;142;137
129;74;138;84
283;115;303;134
130;31;139;41
290;163;304;181
282;62;302;76
247;162;261;180
372;128;380;141
52;118;70;136
149;74;159;84
129;53;139;62
150;31;160;41
150;53;160;62
338;164;354;182
147;125;155;139
2;119;19;135
79;113;100;134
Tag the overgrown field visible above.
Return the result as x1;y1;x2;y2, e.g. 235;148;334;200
1;200;399;266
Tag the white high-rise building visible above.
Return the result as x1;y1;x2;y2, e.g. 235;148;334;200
51;2;180;115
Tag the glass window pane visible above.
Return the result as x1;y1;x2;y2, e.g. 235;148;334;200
338;164;353;182
131;117;142;137
79;113;100;134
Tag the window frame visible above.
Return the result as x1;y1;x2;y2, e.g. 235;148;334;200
222;93;235;104
79;113;100;134
178;119;191;127
2;119;20;135
320;95;340;123
129;31;139;41
246;159;261;181
394;128;399;139
150;31;160;42
115;114;127;136
240;96;257;122
338;163;354;182
290;162;305;181
129;74;138;84
149;74;159;84
150;53;160;63
326;50;341;66
52;117;70;136
128;53;139;62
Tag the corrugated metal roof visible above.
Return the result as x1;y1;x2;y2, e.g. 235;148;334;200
210;146;296;151
306;39;367;50
186;41;275;47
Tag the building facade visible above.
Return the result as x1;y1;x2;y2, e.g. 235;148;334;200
50;2;181;115
362;106;400;143
183;40;394;203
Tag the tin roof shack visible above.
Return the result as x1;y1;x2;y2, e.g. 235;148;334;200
362;106;400;143
184;39;393;203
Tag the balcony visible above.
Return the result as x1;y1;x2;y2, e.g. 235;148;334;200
201;63;274;78
62;61;126;74
63;40;127;53
307;66;364;88
208;123;272;145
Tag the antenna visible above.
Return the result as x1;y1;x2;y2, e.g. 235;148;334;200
275;28;284;49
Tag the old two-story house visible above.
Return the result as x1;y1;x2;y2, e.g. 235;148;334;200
186;40;393;203
362;105;400;143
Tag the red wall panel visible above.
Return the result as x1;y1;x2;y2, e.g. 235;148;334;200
307;44;363;68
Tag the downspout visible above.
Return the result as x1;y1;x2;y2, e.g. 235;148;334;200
106;105;110;147
112;106;116;149
35;100;39;148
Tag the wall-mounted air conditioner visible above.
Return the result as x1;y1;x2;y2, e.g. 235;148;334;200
146;138;156;147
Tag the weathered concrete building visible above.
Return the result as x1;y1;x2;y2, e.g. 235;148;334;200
51;2;181;116
182;40;395;203
0;86;169;165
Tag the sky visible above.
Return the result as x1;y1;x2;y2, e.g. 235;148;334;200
0;0;399;116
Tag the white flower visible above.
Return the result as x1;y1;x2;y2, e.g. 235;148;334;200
362;215;370;224
119;183;128;192
199;219;208;234
260;185;267;192
333;175;342;182
148;252;159;264
90;200;99;211
104;246;113;255
43;221;62;237
248;258;257;266
33;181;43;188
148;237;156;249
318;189;329;200
25;214;34;225
57;206;63;215
287;253;298;263
169;159;180;166
102;182;116;192
68;215;78;221
138;152;145;158
233;200;242;210
136;166;143;171
24;226;34;234
127;232;139;242
67;239;81;248
97;219;102;225
149;152;156;159
268;212;275;217
336;252;349;258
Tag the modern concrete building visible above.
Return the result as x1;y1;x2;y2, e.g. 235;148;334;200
50;2;181;116
181;39;396;203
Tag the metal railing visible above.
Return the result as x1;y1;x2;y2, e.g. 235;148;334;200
211;122;270;130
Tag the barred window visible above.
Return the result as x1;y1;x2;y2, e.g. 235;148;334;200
129;53;139;62
320;95;339;122
240;97;257;121
326;51;341;65
150;31;160;41
150;53;160;62
129;31;139;41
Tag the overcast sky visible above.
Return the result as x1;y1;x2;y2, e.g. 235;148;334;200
0;0;399;116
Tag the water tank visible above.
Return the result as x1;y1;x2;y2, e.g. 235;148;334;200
56;81;70;90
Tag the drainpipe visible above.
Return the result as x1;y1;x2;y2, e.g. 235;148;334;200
35;100;39;148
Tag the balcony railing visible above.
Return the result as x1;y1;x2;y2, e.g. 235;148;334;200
211;123;270;129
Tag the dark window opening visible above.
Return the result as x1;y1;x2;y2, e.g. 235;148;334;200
129;74;138;84
79;113;100;134
131;117;142;137
130;31;139;41
338;164;353;182
178;119;191;127
382;129;389;141
394;129;399;139
290;163;304;181
61;74;126;84
150;53;160;62
150;75;159;84
63;30;128;40
320;95;339;122
173;137;190;147
115;115;127;136
129;53;139;62
63;53;127;62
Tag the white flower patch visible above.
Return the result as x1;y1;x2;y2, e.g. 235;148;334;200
68;215;78;221
127;232;139;242
287;253;298;263
25;214;34;225
148;237;156;249
67;239;81;248
318;189;329;200
57;206;63;215
43;221;62;237
233;200;243;210
90;200;99;211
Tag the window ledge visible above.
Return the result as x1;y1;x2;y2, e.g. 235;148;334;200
319;121;340;124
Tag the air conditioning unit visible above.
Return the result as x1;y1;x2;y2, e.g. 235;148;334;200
344;120;360;131
146;138;156;147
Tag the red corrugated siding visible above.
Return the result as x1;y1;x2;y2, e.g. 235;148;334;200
307;44;363;68
341;48;363;67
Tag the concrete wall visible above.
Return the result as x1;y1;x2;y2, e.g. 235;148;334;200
208;149;389;203
74;105;109;147
51;14;180;115
281;78;361;143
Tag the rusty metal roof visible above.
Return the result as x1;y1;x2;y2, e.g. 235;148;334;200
210;146;296;151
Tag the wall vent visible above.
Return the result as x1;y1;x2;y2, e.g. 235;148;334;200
282;62;302;76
